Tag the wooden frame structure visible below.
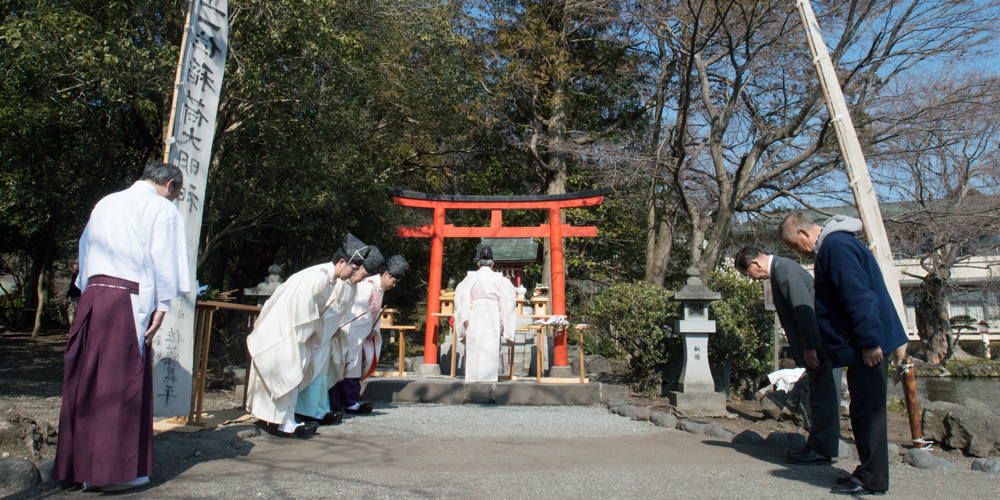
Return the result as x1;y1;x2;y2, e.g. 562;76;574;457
169;300;261;427
388;187;608;373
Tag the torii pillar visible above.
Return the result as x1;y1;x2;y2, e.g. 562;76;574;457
388;187;608;377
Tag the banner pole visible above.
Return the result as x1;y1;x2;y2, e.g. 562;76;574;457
163;0;195;162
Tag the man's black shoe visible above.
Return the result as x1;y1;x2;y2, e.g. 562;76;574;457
344;402;374;414
295;411;344;425
274;421;318;439
318;410;344;425
830;482;885;496
786;447;833;465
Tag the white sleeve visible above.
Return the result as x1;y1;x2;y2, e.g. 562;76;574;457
497;276;518;342
454;277;472;341
148;205;191;306
76;222;92;290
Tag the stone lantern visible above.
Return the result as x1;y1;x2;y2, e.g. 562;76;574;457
244;264;284;306
667;267;728;416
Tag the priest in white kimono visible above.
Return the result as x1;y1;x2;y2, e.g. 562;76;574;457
455;245;517;382
56;160;190;492
331;254;409;413
245;234;368;438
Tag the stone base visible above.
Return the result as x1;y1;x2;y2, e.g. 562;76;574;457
667;391;728;417
360;378;624;405
548;365;573;378
417;363;442;377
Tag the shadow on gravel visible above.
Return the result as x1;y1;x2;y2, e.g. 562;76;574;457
701;440;851;489
2;422;260;499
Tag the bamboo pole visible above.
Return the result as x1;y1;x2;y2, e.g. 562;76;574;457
163;0;196;162
579;327;585;384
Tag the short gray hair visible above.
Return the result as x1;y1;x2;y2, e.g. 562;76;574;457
478;259;494;268
141;159;183;187
778;215;818;242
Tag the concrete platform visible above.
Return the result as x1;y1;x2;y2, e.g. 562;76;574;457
360;377;626;406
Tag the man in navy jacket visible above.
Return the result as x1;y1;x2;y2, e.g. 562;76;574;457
780;214;908;496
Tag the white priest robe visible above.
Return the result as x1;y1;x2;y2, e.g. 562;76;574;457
76;181;190;356
454;267;517;382
245;263;352;425
344;275;384;380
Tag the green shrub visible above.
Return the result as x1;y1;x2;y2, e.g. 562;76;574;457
588;282;675;396
705;267;774;397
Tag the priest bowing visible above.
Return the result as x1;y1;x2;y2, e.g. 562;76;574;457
245;234;368;438
331;254;409;413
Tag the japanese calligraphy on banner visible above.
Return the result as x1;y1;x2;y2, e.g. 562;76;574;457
155;0;228;417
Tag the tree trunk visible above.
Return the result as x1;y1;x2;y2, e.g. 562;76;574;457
647;202;679;286
915;275;953;365
542;77;569;289
32;257;52;337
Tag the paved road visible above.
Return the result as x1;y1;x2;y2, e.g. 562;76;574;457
16;404;1000;499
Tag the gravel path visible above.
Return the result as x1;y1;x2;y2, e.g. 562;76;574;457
7;403;999;499
324;403;661;438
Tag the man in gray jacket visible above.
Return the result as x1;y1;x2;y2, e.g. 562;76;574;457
735;246;840;464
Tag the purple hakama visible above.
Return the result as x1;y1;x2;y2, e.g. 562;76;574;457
54;275;153;486
329;378;362;408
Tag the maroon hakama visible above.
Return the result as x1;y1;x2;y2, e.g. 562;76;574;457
54;275;153;485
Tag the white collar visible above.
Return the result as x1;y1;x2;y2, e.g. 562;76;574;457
133;180;158;194
767;255;775;276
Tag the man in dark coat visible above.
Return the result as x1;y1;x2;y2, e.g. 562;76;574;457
780;214;908;496
734;246;840;464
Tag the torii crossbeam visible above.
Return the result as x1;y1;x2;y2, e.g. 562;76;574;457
388;187;609;375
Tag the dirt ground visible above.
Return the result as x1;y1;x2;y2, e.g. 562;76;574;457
0;330;242;464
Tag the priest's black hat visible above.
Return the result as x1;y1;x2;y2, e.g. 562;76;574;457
363;246;385;274
477;244;493;262
340;233;369;266
386;255;409;279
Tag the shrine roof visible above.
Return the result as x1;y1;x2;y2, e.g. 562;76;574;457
479;238;539;262
385;187;611;208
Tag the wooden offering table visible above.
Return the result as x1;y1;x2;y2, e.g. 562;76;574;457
379;308;417;377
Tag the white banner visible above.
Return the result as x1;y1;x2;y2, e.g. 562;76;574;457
154;0;228;417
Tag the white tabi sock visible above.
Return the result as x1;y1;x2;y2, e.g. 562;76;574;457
347;403;360;410
313;413;326;420
277;421;302;433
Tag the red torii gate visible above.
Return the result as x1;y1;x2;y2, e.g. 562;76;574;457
388;187;608;375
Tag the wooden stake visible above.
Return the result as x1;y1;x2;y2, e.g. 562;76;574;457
450;328;457;378
902;357;923;443
508;341;515;379
536;328;543;383
579;327;585;384
398;329;405;377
